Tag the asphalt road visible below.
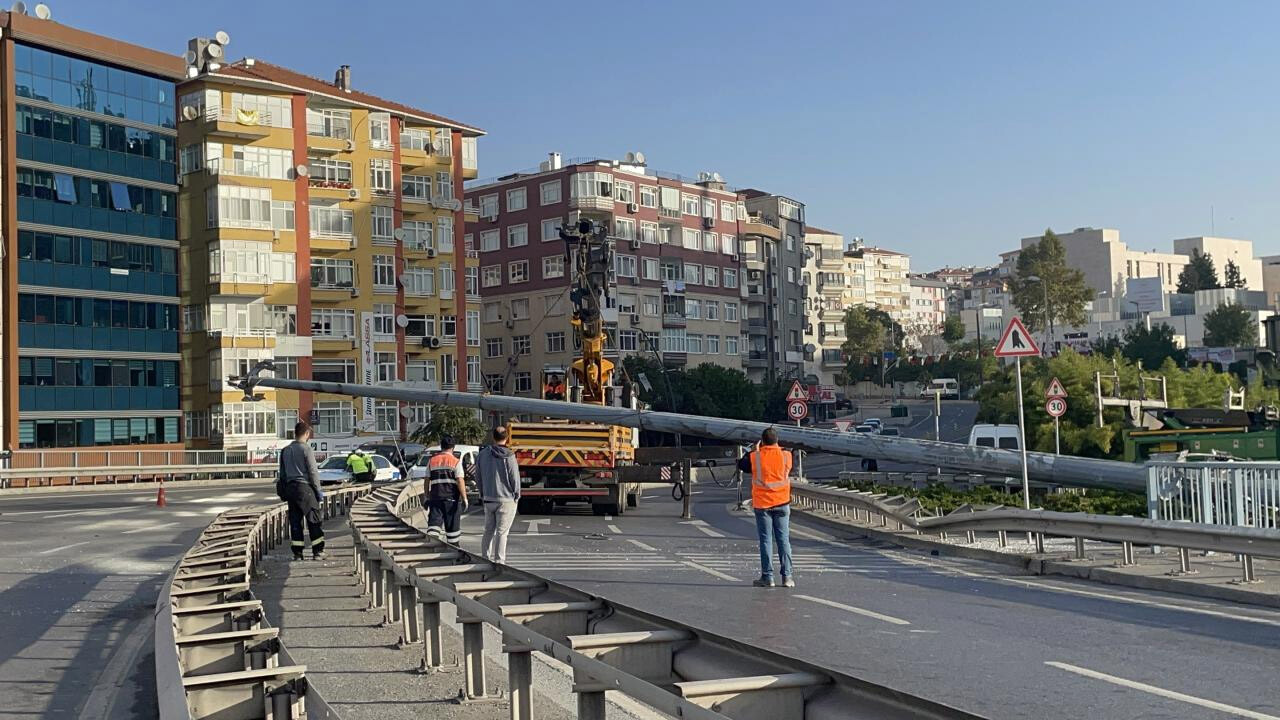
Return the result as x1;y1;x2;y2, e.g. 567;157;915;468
803;399;979;479
0;481;280;719
450;484;1280;720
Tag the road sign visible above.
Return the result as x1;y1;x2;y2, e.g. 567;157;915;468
994;316;1040;358
1045;397;1067;418
1046;377;1067;398
787;400;808;421
833;420;851;432
786;381;809;402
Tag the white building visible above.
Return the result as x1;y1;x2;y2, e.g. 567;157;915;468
803;226;849;386
1019;227;1190;298
907;276;948;353
1173;236;1264;290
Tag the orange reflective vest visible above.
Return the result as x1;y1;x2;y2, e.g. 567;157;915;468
750;445;793;509
427;452;462;500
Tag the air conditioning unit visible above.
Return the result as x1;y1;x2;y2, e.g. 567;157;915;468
343;139;355;151
629;313;641;324
347;188;360;200
425;248;437;258
731;253;739;262
629;239;640;250
627;202;639;214
177;174;186;187
505;319;515;330
424;336;442;349
349;287;360;297
702;217;714;229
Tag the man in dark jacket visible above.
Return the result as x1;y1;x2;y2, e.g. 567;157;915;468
476;426;521;563
278;421;326;561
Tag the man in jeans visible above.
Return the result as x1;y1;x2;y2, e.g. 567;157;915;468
477;425;521;564
278;421;327;561
738;427;794;587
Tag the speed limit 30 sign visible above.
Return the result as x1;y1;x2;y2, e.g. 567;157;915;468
787;400;808;421
1045;397;1067;418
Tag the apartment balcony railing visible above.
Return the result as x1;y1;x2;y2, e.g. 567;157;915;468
308;177;353;190
208;328;277;339
658;207;682;221
306;121;351;140
207;158;274;179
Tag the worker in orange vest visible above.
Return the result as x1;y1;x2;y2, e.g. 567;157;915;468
545;374;566;401
737;427;795;587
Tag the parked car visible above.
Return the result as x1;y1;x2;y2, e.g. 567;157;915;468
316;453;401;486
919;378;961;400
410;445;480;495
879;427;901;437
358;442;427;471
863;418;883;430
854;424;877;434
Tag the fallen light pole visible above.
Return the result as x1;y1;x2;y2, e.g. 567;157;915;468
234;365;1147;492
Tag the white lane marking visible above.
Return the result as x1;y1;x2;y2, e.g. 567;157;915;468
1045;662;1280;720
523;519;550;535
604;515;613;521
122;521;180;535
682;520;725;538
794;594;911;626
626;539;659;552
43;507;141;519
39;540;93;555
607;524;622;535
681;560;739;582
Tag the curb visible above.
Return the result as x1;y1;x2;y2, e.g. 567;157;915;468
793;508;1280;610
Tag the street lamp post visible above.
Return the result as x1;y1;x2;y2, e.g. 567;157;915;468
1026;275;1051;356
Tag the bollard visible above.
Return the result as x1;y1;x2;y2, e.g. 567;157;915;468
505;638;533;720
1240;554;1258;583
1119;541;1135;566
1035;533;1045;555
681;459;693;520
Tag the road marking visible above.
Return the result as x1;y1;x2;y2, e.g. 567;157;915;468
523;519;550;535
39;540;93;554
681;560;739;582
607;524;622;534
604;515;613;521
794;594;911;625
682;520;725;538
122;521;179;534
43;507;141;519
626;539;659;552
1044;662;1280;720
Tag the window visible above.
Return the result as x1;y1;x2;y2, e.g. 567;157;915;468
371;205;394;242
482;265;502;287
617;294;637;315
402;174;431;202
682;194;700;215
479;229;500;252
467;310;480;347
618;330;639;351
309;201;353;238
438;216;454;253
786;266;796;284
687;333;703;354
661;328;687;353
307;157;352;186
571;172;612;199
779;198;803;222
407;360;437;383
508;260;529;283
185;411;210;440
403;314;430;338
404;220;433;250
506;187;527;212
513;335;531;355
179;144;203;175
546;331;566;353
721;234;737;256
725;302;739;322
370;158;392;193
702;198;715;219
643;295;660;316
642;257;659;281
311;308;355;338
373;304;395;338
485;337;504;358
442;314;457;339
786;234;796;252
376;352;398;382
402;265;434;296
660;187;681;213
271;200;295;231
209;185;272;229
704;266;719;287
543;255;564;279
314;401;353;435
369;112;391;149
721;201;736;222
684;263;702;285
485;374;505;393
540;180;561;205
479;194;498;217
312;359;357;383
724;269;738;289
541;218;562;242
639;185;657;208
544;294;566;316
370;256;394;291
614;217;636;242
306;108;351;139
614;180;635;204
511;299;530;320
266;305;297;336
514;372;532;393
726;336;738;355
507;224;528;248
400;127;431;151
436;171;453;200
483;302;501;323
310;258;355;289
440;265;455;298
686;298;701;319
434;128;453;157
707;335;720;354
615;254;637;278
702;231;717;252
212;402;278;438
227;92;292;128
788;298;798;315
403;403;431;428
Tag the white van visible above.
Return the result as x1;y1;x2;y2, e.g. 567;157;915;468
920;378;960;400
968;424;1020;451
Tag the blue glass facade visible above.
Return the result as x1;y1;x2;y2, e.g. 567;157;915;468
13;42;179;449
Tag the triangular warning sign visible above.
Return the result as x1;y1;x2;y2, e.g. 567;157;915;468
993;316;1040;358
833;420;851;432
786;381;809;402
1046;377;1068;398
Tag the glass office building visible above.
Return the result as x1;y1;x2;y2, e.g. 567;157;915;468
3;17;185;450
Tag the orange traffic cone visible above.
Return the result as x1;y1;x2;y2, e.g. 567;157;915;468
156;482;166;508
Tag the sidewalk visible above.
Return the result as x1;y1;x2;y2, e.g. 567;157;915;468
795;503;1280;608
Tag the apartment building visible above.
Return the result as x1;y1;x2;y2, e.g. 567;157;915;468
4;13;186;451
466;154;746;395
1019;227;1190;297
802;226;847;385
844;243;911;331
177;57;481;452
740;190;806;382
907;276;948;352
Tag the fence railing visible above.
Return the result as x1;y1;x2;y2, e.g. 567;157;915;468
154;483;370;719
7;449;276;471
1148;461;1280;530
0;462;277;489
343;480;984;720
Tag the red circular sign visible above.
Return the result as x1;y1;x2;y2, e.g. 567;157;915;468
1045;398;1067;418
787;400;809;421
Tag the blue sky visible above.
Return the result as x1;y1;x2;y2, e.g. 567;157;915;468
52;0;1279;268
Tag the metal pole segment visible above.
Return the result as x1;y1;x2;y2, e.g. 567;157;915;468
576;689;607;720
681;459;692;520
1074;537;1085;560
399;583;420;646
384;567;398;625
240;375;1148;490
1241;554;1257;583
505;639;533;720
461;620;488;699
1178;547;1193;574
420;600;446;672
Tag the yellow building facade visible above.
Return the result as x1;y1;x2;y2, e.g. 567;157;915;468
176;60;481;452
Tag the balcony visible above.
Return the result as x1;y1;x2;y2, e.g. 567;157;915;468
306;122;351;154
207;157;275;180
658;207;682;223
821;351;846;368
400;149;435;172
662;313;687;328
746;317;769;333
569;195;614;212
200;109;274;139
662;352;687;367
741;351;769;369
740;213;781;241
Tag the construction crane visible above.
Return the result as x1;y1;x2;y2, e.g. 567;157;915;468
562;218;614;405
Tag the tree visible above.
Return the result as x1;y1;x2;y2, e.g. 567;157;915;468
941;315;967;345
682;364;762;421
1202;303;1257;348
1223;259;1246;289
410;405;487;446
1011;230;1094;336
1176;249;1219;293
840;306;887;363
1120;322;1185;369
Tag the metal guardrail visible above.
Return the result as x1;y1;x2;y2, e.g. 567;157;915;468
154;484;371;719
345;480;983;720
0;463;276;490
9;448;275;469
791;482;1280;583
1148;461;1280;530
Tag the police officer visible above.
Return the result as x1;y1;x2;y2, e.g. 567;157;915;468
346;448;373;484
738;427;794;587
278;421;326;561
424;435;468;545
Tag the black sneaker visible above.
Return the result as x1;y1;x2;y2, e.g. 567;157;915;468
752;576;775;588
292;554;305;562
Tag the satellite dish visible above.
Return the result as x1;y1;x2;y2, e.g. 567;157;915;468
633;152;645;164
10;2;26;15
395;314;409;328
295;164;309;177
181;105;198;121
398;406;414;419
624;152;635;163
183;50;198;65
712;172;723;182
804;343;817;353
393;228;405;241
205;43;223;59
214;30;231;45
32;2;49;19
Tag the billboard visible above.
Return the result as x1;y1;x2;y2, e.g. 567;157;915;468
359;311;376;422
1124;277;1165;314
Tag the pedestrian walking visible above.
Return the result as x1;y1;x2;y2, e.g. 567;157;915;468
346;448;373;484
477;425;521;564
738;427;794;587
278;421;326;561
424;435;468;545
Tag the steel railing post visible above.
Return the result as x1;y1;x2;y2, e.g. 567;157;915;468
368;558;383;609
383;567;399;625
505;637;533;720
576;687;607;720
1240;554;1257;583
1176;547;1194;575
681;459;693;520
1074;537;1085;560
398;581;420;646
1119;541;1135;566
420;598;445;672
461;619;488;699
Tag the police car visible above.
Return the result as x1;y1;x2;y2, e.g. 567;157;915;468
316;453;401;486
